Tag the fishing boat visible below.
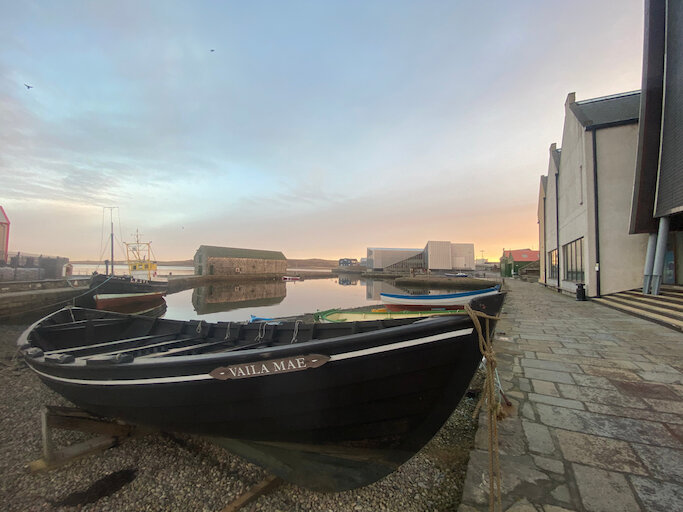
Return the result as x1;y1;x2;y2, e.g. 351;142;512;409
381;284;501;311
17;292;504;491
316;308;468;323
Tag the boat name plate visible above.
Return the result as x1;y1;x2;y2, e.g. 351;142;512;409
210;354;330;380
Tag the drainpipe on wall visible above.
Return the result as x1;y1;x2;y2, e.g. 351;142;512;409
642;233;658;294
591;129;601;298
555;171;561;291
543;196;547;285
651;216;670;295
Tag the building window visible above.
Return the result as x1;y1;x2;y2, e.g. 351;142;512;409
563;238;584;282
548;249;558;279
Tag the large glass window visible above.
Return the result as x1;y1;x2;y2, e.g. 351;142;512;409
548;249;558;279
563;238;584;282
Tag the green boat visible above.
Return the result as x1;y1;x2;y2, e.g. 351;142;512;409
315;308;467;323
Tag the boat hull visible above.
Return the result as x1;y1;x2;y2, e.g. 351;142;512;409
381;286;500;311
94;292;165;310
18;293;505;490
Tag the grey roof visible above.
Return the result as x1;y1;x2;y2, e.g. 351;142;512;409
195;245;286;261
569;91;641;129
539;175;548;193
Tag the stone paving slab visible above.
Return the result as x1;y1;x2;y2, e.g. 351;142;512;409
459;279;683;512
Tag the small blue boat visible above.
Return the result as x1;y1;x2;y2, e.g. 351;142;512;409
381;284;501;311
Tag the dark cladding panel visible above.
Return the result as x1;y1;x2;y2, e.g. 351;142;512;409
655;0;683;217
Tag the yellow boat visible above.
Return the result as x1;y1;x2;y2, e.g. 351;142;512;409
315;308;467;323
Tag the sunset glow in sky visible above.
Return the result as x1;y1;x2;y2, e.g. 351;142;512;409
1;1;644;261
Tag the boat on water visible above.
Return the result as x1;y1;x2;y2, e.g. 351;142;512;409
316;308;469;323
17;292;505;491
94;292;166;313
82;226;167;304
282;276;302;281
381;284;501;311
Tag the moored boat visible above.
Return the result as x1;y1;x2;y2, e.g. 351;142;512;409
381;284;501;311
94;292;166;312
17;292;504;491
316;308;468;323
282;276;302;281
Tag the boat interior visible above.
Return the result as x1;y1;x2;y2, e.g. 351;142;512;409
23;308;471;365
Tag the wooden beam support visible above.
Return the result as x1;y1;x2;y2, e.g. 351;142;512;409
219;475;281;512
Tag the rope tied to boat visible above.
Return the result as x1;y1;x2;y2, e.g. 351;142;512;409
223;322;231;341
465;303;503;512
254;322;267;342
290;320;302;344
195;320;203;334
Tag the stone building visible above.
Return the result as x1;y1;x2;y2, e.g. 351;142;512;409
193;245;287;277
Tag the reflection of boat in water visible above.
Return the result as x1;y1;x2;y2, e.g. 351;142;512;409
94;292;166;316
381;285;501;311
192;281;286;315
17;292;504;492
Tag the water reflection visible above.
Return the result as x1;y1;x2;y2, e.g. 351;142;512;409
337;275;358;286
364;279;408;300
163;277;467;323
192;281;286;314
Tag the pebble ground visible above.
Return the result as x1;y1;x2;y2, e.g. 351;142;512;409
0;319;482;512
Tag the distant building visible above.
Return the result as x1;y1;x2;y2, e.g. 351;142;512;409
0;206;9;264
338;258;359;267
194;245;287;276
367;241;475;271
500;249;539;277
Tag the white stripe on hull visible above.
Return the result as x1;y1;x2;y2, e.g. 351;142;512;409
27;328;474;386
381;290;499;306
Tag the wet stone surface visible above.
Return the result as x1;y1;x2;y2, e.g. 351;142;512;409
459;279;683;512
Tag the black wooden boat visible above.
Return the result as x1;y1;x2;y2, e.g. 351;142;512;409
74;273;168;308
89;272;168;294
18;293;505;491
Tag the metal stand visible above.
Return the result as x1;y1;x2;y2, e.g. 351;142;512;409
29;406;146;472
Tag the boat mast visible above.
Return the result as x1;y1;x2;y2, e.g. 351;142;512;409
103;206;117;276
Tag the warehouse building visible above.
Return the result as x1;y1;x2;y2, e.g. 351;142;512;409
367;241;475;272
193;245;287;277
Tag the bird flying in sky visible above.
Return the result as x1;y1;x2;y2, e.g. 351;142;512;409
24;83;33;89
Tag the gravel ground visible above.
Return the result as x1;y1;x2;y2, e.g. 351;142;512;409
0;321;482;512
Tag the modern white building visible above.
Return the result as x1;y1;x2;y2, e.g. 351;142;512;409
538;91;649;297
367;241;475;272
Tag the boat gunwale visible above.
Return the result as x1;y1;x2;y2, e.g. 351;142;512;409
380;285;500;301
19;307;477;372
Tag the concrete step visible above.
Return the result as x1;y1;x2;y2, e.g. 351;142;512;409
601;295;683;320
617;291;683;311
593;297;683;332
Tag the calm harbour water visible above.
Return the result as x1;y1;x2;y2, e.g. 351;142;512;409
71;265;463;323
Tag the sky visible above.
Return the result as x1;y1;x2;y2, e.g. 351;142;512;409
1;1;644;262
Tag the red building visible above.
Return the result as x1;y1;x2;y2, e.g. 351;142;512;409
500;249;539;277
